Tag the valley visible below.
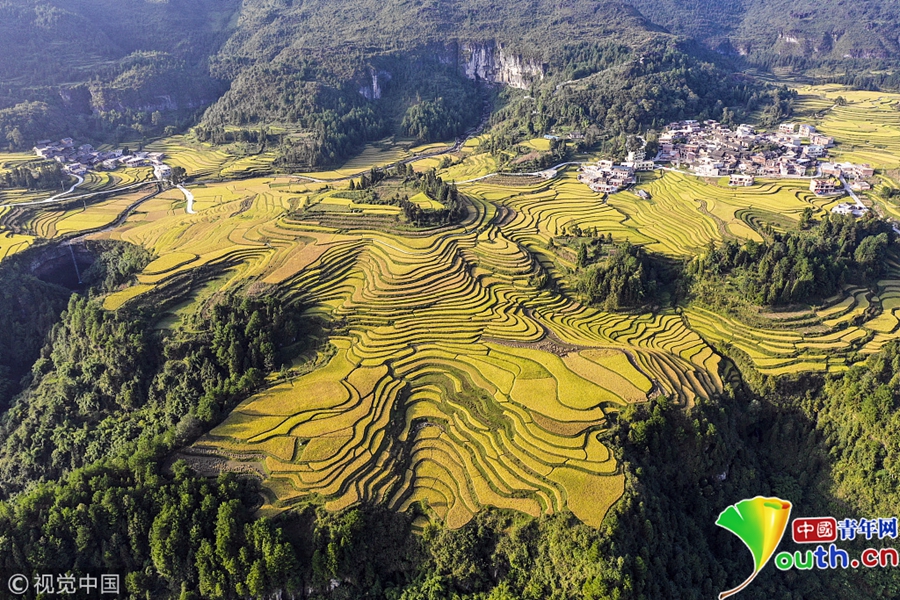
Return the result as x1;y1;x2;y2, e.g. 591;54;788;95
1;82;897;532
5;0;900;595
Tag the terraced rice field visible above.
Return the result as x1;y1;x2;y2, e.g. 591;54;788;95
440;152;499;181
28;189;156;238
53;152;730;527
464;169;645;249
298;141;411;180
409;192;443;210
520;138;552;152
220;153;279;179
793;85;900;170
308;193;403;216
409;142;455;154
1;95;898;529
143;137;235;178
610;172;836;254
0;186;55;206
788;83;900;224
661;83;900;375
0;182;160;240
0;152;46;183
0;207;35;258
78;168;153;193
191;200;723;524
460;169;828;259
684;258;900;375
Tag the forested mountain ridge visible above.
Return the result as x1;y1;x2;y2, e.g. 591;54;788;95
2;0;900;159
199;0;774;166
0;0;240;146
208;0;664;68
629;0;900;65
0;0;778;165
0;0;238;99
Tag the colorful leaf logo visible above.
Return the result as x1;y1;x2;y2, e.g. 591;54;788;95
716;496;792;599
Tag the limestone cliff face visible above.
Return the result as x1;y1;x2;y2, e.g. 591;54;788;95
354;43;544;101
774;29;894;59
359;70;390;100
459;42;544;89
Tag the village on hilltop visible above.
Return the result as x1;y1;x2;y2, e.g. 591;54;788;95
578;119;876;217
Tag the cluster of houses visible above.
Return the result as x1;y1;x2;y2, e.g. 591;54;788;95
657;120;838;183
579;119;878;204
33;138;170;179
577;150;654;194
807;162;875;198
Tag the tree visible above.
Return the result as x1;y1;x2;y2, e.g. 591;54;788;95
854;232;889;278
5;127;23;149
577;243;589;268
799;206;813;229
171;166;187;185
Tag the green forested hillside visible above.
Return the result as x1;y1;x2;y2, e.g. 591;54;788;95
197;0;773;166
0;0;240;147
0;0;779;164
2;0;900;158
629;0;900;66
0;290;304;496
2;2;900;599
209;0;658;62
2;331;896;599
691;215;894;306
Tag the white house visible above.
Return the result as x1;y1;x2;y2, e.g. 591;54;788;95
804;144;826;158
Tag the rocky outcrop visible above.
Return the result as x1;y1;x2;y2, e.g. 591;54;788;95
359;69;391;100
355;43;544;101
459;42;544;90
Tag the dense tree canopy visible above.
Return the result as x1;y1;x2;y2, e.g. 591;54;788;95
575;241;666;310
0;291;304;496
690;215;894;306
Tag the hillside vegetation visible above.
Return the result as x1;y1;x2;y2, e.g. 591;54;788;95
1;0;780;168
0;0;240;146
198;0;771;166
3;4;900;597
0;76;895;598
3;0;900;161
630;0;900;65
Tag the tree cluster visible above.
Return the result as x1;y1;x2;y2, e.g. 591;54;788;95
0;457;301;600
81;241;155;293
1;161;69;191
0;290;305;496
401;169;466;227
574;241;664;310
690;214;894;306
401;96;478;143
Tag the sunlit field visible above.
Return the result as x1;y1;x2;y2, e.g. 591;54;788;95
2;83;900;527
